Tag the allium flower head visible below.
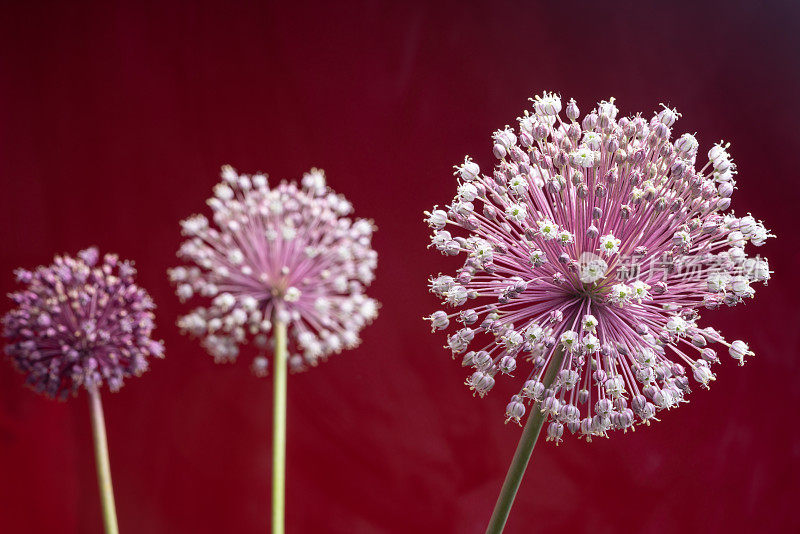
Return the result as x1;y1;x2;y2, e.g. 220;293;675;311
425;92;773;443
2;248;164;399
170;166;379;374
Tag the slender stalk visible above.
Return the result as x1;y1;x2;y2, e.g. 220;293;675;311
271;320;288;534
485;348;566;534
88;385;119;534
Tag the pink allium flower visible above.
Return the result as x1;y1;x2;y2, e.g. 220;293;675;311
425;92;773;443
2;247;164;399
170;166;379;374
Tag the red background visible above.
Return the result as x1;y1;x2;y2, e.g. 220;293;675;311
1;1;798;533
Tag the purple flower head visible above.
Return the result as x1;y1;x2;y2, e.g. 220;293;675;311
170;166;379;374
2;248;164;399
425;92;773;443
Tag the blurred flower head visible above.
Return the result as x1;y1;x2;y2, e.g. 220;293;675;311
3;248;164;399
425;92;773;443
170;166;379;374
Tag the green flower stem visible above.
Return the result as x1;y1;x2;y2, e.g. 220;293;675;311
271;320;288;534
88;385;119;534
485;347;566;534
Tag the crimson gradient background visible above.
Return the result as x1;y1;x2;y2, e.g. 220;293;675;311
1;1;799;533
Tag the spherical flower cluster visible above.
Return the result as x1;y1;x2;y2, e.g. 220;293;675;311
170;166;379;375
2;248;164;399
425;92;773;443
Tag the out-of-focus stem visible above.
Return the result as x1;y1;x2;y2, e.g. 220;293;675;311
271;320;288;534
88;385;119;534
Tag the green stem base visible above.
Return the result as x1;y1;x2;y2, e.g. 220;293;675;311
271;321;288;534
88;386;119;534
485;348;565;534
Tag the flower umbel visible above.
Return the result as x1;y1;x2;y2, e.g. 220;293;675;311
2;247;164;399
170;166;379;374
426;93;773;443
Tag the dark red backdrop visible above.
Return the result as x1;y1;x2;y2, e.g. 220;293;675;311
1;1;798;533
